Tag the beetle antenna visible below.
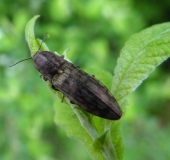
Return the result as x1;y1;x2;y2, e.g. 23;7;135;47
38;33;50;51
9;57;32;67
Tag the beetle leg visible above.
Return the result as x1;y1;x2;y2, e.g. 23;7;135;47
51;85;59;91
40;75;48;81
61;95;65;103
43;77;48;81
70;100;75;104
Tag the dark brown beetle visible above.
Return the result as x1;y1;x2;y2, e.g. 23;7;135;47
10;37;122;120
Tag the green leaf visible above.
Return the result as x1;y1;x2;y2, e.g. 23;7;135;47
25;15;123;160
110;24;170;160
54;66;123;160
112;22;170;109
54;99;106;160
25;15;63;99
25;15;50;55
93;130;117;160
25;15;170;160
25;15;40;55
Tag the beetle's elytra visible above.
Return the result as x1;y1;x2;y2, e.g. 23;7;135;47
33;50;122;120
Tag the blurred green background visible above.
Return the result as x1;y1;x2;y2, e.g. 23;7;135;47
0;0;170;160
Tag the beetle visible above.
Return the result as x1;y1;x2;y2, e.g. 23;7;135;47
10;36;122;120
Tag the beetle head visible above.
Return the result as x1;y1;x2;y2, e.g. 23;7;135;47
33;50;65;82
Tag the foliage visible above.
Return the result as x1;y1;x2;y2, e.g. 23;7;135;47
25;15;170;160
1;1;170;160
